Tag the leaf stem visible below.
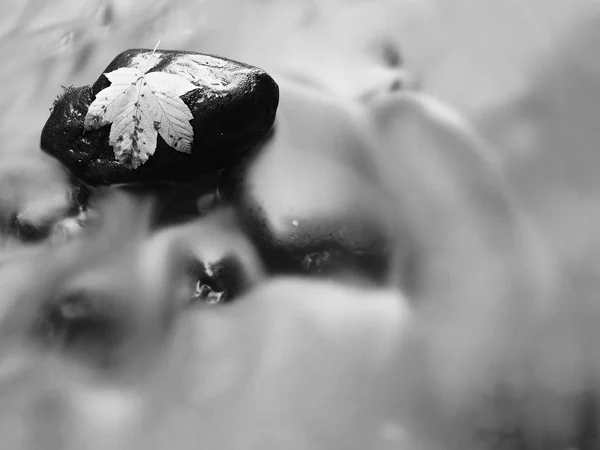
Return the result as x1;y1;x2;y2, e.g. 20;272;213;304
144;40;161;74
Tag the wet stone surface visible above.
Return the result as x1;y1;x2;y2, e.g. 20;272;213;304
41;49;279;186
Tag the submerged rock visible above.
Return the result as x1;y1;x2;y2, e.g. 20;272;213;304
41;49;279;186
221;155;397;285
219;78;399;285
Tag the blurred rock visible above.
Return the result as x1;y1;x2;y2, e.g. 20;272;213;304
14;179;89;242
41;48;279;186
219;78;399;285
0;155;83;243
221;160;396;285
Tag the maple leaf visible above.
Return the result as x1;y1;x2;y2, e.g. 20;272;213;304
84;67;198;169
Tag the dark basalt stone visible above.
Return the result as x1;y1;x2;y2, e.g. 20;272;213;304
41;49;279;186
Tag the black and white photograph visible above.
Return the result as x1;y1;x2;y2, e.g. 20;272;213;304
0;1;597;449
